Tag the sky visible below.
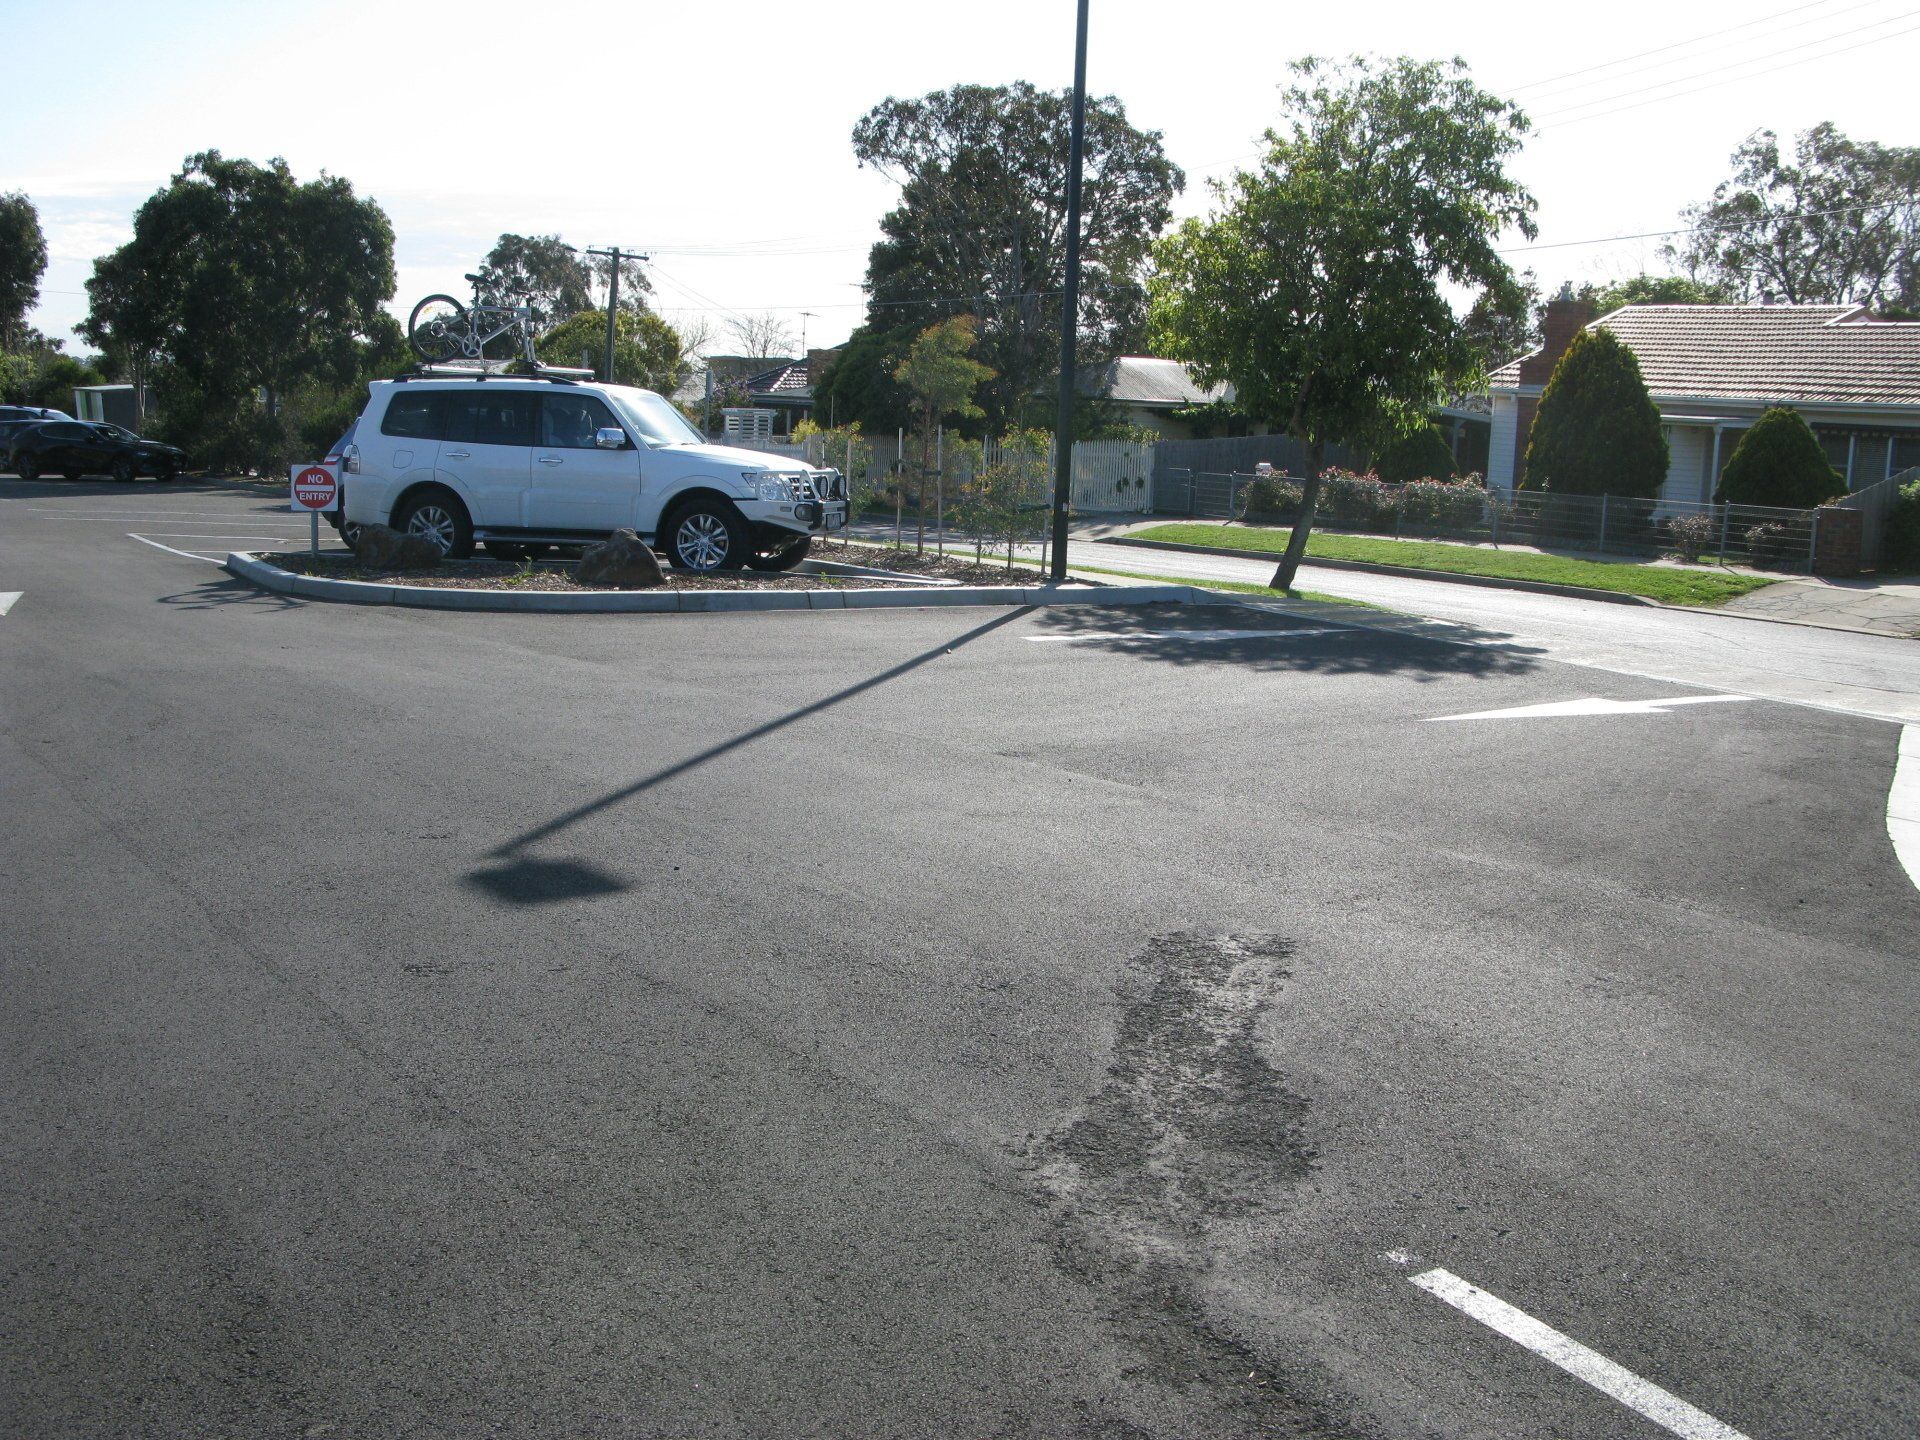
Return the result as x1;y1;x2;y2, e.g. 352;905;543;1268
5;0;1918;359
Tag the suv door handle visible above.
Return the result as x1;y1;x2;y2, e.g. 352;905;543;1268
538;455;562;465
443;448;472;459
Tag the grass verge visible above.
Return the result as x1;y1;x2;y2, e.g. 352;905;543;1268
1131;523;1780;606
1062;562;1388;610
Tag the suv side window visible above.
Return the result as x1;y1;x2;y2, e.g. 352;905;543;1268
541;394;625;450
381;392;444;440
446;393;537;447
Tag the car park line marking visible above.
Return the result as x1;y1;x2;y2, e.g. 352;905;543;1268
135;532;310;541
1024;626;1352;644
1889;726;1920;893
1424;694;1751;722
0;591;21;616
127;534;222;564
1408;1267;1751;1440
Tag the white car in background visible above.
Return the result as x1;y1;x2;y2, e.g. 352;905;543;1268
338;374;846;571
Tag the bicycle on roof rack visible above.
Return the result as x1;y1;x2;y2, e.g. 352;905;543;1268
406;272;539;365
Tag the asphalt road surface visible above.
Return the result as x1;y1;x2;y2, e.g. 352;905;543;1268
5;480;1918;1439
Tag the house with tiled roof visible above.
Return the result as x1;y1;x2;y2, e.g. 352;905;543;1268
1489;299;1920;503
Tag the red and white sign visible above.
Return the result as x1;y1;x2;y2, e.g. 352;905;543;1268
290;464;338;511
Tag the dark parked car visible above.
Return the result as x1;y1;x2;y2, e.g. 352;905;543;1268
6;420;186;482
0;404;72;424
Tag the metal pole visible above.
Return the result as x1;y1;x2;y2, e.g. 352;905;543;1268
936;424;944;553
1598;493;1609;554
604;255;619;381
310;508;319;558
702;367;713;436
1048;0;1090;584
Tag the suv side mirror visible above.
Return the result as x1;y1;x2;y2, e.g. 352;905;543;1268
594;427;626;450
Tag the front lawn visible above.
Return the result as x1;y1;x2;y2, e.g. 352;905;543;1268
1130;524;1780;607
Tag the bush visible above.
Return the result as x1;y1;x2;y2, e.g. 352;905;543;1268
1744;521;1803;569
1665;512;1717;563
1524;328;1668;498
1315;468;1395;527
1240;475;1302;522
1716;406;1845;508
1374;425;1455;483
1883;477;1920;572
1396;478;1486;534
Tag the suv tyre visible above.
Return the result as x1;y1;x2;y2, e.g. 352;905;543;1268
748;536;812;571
394;487;475;559
111;458;135;484
665;498;750;572
15;454;38;481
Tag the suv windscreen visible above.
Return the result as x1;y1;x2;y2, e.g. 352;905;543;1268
603;387;704;446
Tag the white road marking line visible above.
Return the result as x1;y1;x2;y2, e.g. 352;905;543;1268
22;509;294;522
1409;1268;1751;1440
127;534;222;564
1024;626;1351;644
0;591;21;616
1424;694;1751;722
135;532;309;541
1889;725;1920;893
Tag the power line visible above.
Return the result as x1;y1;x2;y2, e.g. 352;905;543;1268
1503;0;1837;96
1534;15;1920;129
1532;7;1920;124
1496;198;1916;256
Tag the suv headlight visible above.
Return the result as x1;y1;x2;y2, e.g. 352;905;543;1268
743;471;802;503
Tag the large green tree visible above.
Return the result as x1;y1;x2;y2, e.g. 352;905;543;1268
852;81;1181;432
814;322;914;433
0;192;47;351
1523;328;1668;498
1668;124;1920;308
474;233;594;332
1150;56;1535;589
537;308;689;394
82;151;394;431
1587;273;1731;310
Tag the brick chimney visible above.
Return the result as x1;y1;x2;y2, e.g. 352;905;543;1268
1512;294;1595;486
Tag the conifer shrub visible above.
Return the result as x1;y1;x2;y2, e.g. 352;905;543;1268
1715;406;1846;509
1523;328;1668;499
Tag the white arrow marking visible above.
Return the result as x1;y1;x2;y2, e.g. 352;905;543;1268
1425;694;1750;722
1025;627;1350;645
1889;726;1920;893
0;591;20;616
1409;1267;1752;1439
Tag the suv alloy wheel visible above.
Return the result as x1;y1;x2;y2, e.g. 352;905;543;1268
666;499;750;572
394;488;475;558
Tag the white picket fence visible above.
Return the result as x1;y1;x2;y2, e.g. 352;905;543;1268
1069;440;1155;512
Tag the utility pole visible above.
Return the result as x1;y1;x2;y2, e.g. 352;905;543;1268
1049;0;1090;583
586;246;648;382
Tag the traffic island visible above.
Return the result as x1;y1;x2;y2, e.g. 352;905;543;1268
222;550;1204;613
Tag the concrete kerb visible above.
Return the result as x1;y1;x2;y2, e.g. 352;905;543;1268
222;551;1207;615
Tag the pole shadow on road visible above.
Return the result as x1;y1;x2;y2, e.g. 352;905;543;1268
1023;605;1542;681
479;606;1039;870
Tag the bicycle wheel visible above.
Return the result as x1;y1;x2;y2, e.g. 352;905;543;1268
408;294;469;363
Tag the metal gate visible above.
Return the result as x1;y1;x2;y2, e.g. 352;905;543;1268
1071;440;1154;512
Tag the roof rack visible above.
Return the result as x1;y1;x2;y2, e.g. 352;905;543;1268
393;363;595;385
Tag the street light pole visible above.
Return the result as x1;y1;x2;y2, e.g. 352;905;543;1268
586;246;649;382
1049;0;1090;583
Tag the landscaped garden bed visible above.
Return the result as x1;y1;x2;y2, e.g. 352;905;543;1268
262;541;1047;592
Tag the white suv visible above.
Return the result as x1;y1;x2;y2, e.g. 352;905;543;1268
338;375;847;570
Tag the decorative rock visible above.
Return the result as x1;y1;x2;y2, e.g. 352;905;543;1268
393;533;444;567
350;523;405;568
577;528;667;589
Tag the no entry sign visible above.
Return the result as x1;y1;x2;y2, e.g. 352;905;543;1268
290;464;337;510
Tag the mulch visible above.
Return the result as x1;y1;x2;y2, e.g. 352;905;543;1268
262;542;1046;592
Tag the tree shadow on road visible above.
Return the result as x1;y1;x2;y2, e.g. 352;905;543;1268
1023;602;1542;682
